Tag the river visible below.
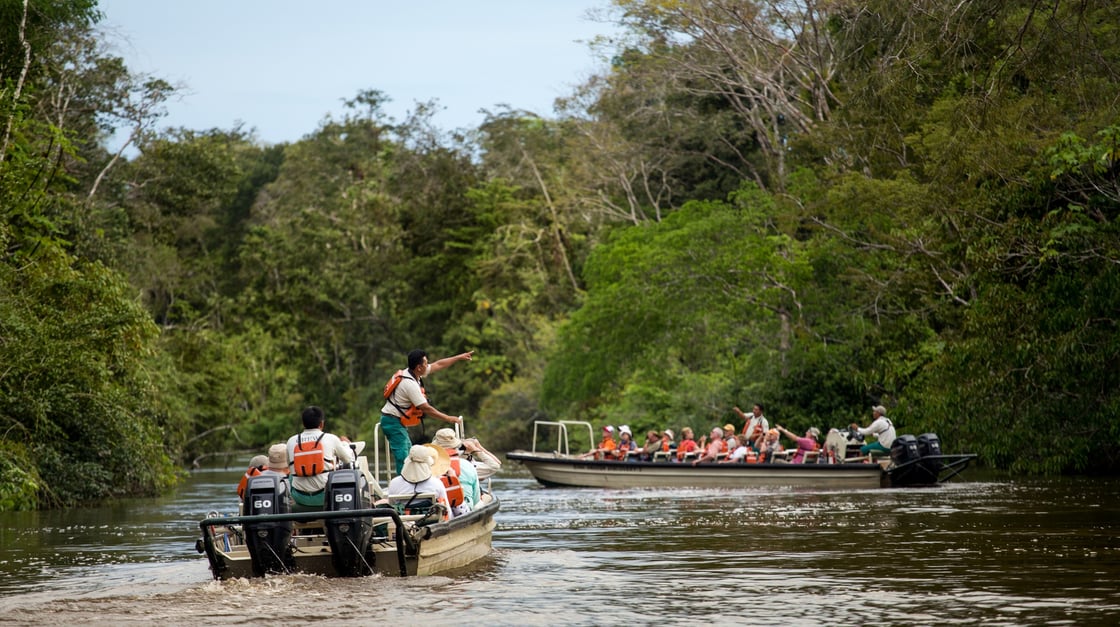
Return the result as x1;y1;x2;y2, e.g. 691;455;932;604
0;466;1118;625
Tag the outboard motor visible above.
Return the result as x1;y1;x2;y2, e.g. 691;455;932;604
917;432;943;476
324;469;374;576
890;434;921;468
243;474;293;576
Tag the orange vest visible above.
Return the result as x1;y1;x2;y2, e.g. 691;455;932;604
745;448;758;464
292;433;329;477
236;466;262;500
385;370;426;427
440;473;465;509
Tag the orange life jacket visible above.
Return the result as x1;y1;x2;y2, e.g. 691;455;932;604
440;473;465;509
743;421;763;440
745;448;759;464
236;466;262;500
292;433;329;477
384;369;426;427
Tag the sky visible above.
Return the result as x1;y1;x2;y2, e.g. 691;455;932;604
97;0;618;145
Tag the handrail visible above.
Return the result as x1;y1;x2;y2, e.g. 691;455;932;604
529;420;593;455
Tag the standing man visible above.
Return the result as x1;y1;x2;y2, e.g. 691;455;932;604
380;349;472;474
734;404;769;450
286;406;355;511
850;405;897;456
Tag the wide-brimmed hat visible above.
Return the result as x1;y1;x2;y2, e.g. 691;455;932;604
401;444;435;483
662;429;674;440
432;428;462;449
423;443;451;477
619;425;632;436
248;454;268;470
267;444;287;471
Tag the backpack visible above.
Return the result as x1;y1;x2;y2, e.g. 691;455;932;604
292;433;328;477
383;369;426;427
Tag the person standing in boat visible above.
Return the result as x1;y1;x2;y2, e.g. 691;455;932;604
775;425;821;463
675;427;698;461
286;406;355;511
380;349;472;475
850;405;896;457
734;404;769;450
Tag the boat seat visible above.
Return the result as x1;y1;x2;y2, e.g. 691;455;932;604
801;451;820;464
652;451;671;462
387;492;439;515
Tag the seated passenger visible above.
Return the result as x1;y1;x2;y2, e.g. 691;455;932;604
612;425;638;460
675;427;699;461
758;428;784;463
236;454;269;502
692;428;725;465
387;444;451;517
580;425;618;459
659;429;676;457
775;425;821;463
462;436;502;481
285;406;355;512
850;405;896;456
722;435;750;463
640;430;662;461
432;428;479;514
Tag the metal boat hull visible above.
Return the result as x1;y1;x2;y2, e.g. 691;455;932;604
506;451;886;489
201;496;499;579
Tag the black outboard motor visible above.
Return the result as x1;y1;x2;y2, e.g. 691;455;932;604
243;474;293;576
917;433;943;476
324;469;374;576
890;434;921;468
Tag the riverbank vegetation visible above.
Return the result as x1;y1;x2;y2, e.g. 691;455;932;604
2;0;1117;509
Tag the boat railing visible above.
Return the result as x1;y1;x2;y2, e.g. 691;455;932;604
371;420;466;485
529;420;594;456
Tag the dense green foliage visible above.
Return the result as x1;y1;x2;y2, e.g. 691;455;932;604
1;0;1117;509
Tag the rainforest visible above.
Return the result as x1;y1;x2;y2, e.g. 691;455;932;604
1;0;1117;510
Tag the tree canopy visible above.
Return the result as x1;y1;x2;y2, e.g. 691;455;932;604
2;0;1118;509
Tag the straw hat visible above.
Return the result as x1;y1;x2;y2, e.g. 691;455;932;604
423;443;451;477
723;423;736;433
432;428;462;449
401;445;435;483
267;443;288;471
662;429;674;440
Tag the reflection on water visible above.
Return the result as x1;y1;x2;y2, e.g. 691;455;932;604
0;467;1118;625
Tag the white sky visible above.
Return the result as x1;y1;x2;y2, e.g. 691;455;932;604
97;0;617;144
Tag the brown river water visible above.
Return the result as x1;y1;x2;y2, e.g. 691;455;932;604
0;465;1118;626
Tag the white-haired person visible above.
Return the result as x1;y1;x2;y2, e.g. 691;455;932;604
611;425;638;460
850;405;896;457
387;444;452;517
775;424;822;463
431;428;480;513
692;427;725;465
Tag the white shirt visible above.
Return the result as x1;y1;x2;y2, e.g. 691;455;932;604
286;429;355;494
858;416;896;448
387;475;449;512
380;371;427;417
744;415;769;440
